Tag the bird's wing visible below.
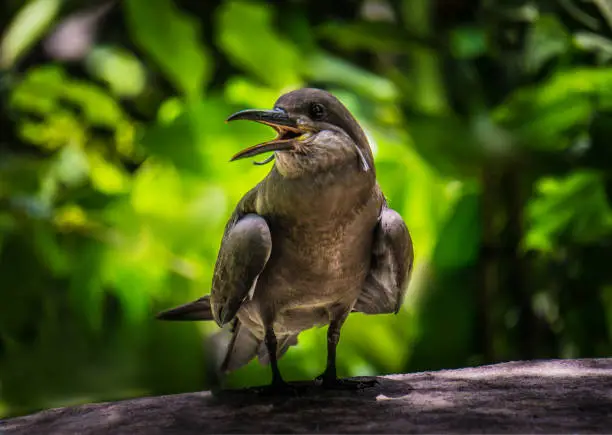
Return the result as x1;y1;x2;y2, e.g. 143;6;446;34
210;188;272;326
353;207;414;314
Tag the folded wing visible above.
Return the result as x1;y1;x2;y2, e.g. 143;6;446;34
210;213;272;326
353;207;414;314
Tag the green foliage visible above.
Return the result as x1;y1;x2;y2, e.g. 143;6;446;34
526;170;612;251
0;0;61;68
2;0;612;419
217;1;301;89
123;0;210;99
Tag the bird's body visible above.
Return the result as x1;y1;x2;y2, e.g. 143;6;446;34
158;88;413;389
234;154;380;339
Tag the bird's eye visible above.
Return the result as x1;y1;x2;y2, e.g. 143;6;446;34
309;103;326;120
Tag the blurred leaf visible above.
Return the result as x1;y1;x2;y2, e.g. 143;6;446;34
317;21;428;53
141;97;274;175
11;65;127;128
217;1;301;89
86;46;147;97
525;170;612;251
124;0;209;99
449;26;487;59
593;0;612;32
50;144;90;187
305;52;398;102
31;223;71;277
0;0;61;68
494;68;612;150
10;65;64;115
0;156;47;198
524;14;570;74
224;77;281;108
87;152;131;195
140;105;204;173
103;227;169;325
574;31;612;64
65;82;127;128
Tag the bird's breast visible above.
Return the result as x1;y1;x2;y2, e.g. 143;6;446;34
249;167;382;322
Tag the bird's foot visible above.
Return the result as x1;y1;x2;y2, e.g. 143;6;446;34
315;374;379;390
254;379;303;396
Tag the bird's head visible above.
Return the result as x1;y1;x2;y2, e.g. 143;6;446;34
226;88;374;175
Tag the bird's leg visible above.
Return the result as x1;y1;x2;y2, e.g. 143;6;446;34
256;327;301;395
265;327;286;387
317;311;378;390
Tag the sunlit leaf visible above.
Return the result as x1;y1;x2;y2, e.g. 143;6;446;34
494;68;612;150
87;152;131;194
525;170;612;251
305;52;398;102
63;80;125;127
103;227;170;325
0;0;61;68
11;65;127;128
224;77;281;108
9;65;64;115
124;0;209;99
86;46;147;97
51;144;90;187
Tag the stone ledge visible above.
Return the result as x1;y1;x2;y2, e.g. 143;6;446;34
2;359;612;434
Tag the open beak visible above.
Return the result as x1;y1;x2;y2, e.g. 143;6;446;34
226;108;302;161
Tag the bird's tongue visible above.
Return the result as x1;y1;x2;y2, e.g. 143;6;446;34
229;138;295;161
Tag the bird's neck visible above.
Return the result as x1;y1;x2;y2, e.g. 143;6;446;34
274;148;373;179
259;159;377;226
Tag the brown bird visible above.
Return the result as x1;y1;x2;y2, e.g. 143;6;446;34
157;88;414;390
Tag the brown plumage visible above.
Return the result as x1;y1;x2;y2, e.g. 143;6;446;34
157;88;414;390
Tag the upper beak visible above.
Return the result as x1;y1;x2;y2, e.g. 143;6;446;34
226;108;300;161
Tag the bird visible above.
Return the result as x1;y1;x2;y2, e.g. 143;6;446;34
156;88;414;391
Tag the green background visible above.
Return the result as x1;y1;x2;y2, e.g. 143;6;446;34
1;0;612;418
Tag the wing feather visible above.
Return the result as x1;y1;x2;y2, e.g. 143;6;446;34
353;207;414;314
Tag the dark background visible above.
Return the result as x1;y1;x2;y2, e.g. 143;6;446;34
1;0;612;418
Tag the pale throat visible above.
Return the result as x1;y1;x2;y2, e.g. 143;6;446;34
274;135;360;178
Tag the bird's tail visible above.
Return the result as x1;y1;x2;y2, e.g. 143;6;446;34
220;324;299;372
257;334;298;365
156;296;214;321
220;320;261;372
156;296;299;372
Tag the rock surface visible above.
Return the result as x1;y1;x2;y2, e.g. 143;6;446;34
2;359;612;434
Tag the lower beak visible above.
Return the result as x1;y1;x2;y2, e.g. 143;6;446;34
226;108;300;161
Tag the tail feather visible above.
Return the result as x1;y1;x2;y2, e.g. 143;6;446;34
257;334;299;365
156;296;214;321
158;296;299;373
220;321;261;373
